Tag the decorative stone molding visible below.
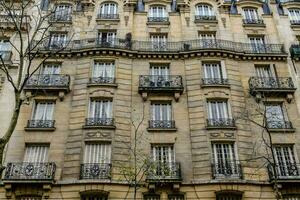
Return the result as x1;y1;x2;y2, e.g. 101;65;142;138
84;130;113;140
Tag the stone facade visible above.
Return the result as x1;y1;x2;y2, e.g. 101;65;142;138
1;0;300;199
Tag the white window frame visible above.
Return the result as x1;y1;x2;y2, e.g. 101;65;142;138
40;63;61;75
195;4;214;16
54;4;72;21
49;33;67;48
24;145;49;163
149;6;167;18
151;102;172;121
207;100;231;119
31;101;55;121
150;34;167;50
100;2;118;15
203;62;227;79
93;61;115;78
274;145;299;177
243;8;259;21
84;143;111;164
89;99;113;119
288;9;300;23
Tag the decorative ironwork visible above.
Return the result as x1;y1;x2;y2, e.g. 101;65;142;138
139;75;183;92
243;19;264;25
26;120;55;129
290;20;300;25
195;15;217;21
97;14;119;19
206;118;235;128
201;78;229;86
266;120;294;129
147;162;181;181
267;163;300;180
148;120;176;129
25;74;70;89
80;163;111;179
0;51;12;61
147;17;169;22
4;162;56;181
211;162;243;179
89;77;115;84
85;118;114;127
249;77;295;92
49;14;72;22
290;44;300;59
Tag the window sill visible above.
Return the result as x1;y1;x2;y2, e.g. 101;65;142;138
96;18;120;23
24;127;56;131
206;126;237;130
146;21;170;26
147;128;177;132
87;83;118;88
82;125;116;130
194;19;218;24
242;23;266;28
267;128;296;133
201;84;230;88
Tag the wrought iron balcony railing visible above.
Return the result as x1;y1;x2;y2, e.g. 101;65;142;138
49;14;72;22
290;20;300;25
249;77;296;93
201;78;229;86
0;51;12;62
85;118;114;127
148;120;176;129
243;18;264;25
206;118;236;128
139;75;183;92
25;74;70;89
4;162;56;181
267;163;300;180
26;120;55;129
195;15;217;21
80;163;111;179
147;17;169;23
212;162;243;179
266;120;294;130
89;77;115;84
97;13;119;19
147;162;181;182
290;44;300;59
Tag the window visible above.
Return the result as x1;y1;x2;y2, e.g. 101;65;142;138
89;99;113;119
40;63;61;75
249;36;266;53
49;33;67;49
274;145;299;177
99;2;118;18
207;100;231;120
40;0;49;11
24;145;49;162
32;102;55;121
288;9;300;24
150;34;167;50
150;65;169;76
265;103;291;129
243;8;260;23
212;143;240;177
98;31;116;46
216;193;242;200
92;61;115;84
168;194;185;200
199;32;216;40
151;103;172;121
203;62;227;85
195;4;214;17
198;32;216;48
144;194;160;200
149;6;167;19
255;65;272;78
0;39;11;60
54;4;72;21
151;144;175;177
284;195;300;200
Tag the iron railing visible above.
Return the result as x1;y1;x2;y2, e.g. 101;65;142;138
148;120;176;129
49;14;72;22
195;15;217;21
147;17;169;22
0;14;30;23
33;38;286;54
266;120;294;130
290;20;300;25
97;13;119;19
139;75;183;91
290;44;300;59
147;162;181;181
249;77;295;92
80;163;111;179
25;74;70;89
201;78;229;86
212;162;243;179
206;118;235;128
267;163;300;180
243;18;264;25
4;162;56;181
26;120;55;129
0;51;12;61
89;77;115;84
85;118;114;127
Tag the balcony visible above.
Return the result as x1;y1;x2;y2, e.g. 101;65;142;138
88;77;116;86
290;44;300;59
138;75;184;101
266;120;295;132
25;74;70;92
147;17;170;25
0;14;30;30
242;19;265;27
212;162;243;179
49;14;72;23
194;15;217;23
267;163;300;182
80;163;111;180
4;162;56;182
25;120;55;131
201;78;230;87
249;77;296;101
84;118;115;129
96;14;119;20
206;118;236;129
146;162;181;183
147;120;177;131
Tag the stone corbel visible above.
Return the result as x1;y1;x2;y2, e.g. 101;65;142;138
142;92;148;101
43;184;52;199
174;92;180;102
58;91;65;101
124;16;129;26
185;17;190;27
286;93;293;103
4;184;12;199
255;93;262;103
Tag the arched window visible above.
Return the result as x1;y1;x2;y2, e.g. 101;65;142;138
148;5;168;22
195;4;214;17
99;2;118;19
288;8;300;25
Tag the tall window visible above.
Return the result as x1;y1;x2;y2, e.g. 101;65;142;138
24;145;49;162
40;63;61;75
40;0;49;11
150;34;167;50
243;8;259;23
54;4;72;21
99;2;118;18
151;145;175;177
84;143;111;164
92;61;115;83
89;99;113;119
32;102;55;121
149;6;167;19
150;65;169;76
255;65;272;78
98;31;116;46
49;33;67;49
288;9;300;24
212;143;239;177
207;100;230;120
203;62;227;85
0;39;11;59
249;36;265;53
274;145;299;177
199;32;216;48
151;103;172;121
266;103;290;129
195;4;214;17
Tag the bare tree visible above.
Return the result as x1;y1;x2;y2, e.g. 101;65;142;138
0;0;70;175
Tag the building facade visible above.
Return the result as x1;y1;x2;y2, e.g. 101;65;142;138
1;0;300;199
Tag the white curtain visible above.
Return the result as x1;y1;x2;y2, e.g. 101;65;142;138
149;6;167;18
212;143;236;174
32;102;54;120
274;146;297;176
196;4;214;16
243;8;258;20
24;145;49;162
55;5;72;19
84;143;111;164
100;3;117;15
255;65;272;78
89;99;113;119
151;103;171;120
152;145;174;163
207;101;229;119
40;64;61;74
50;33;67;47
93;62;115;78
204;63;222;79
289;9;300;22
